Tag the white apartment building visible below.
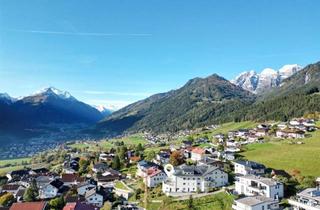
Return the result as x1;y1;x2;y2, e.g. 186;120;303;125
235;175;284;199
162;163;228;195
288;178;320;210
232;196;280;210
233;160;266;176
144;168;167;188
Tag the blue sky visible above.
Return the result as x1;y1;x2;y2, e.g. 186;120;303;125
0;0;319;109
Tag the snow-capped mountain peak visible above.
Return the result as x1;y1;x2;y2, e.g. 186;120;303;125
92;105;114;117
260;68;277;76
33;87;75;100
278;64;302;79
0;93;16;104
231;64;302;93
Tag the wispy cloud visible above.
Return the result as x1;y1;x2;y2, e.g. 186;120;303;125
8;29;152;37
87;99;134;110
83;90;153;97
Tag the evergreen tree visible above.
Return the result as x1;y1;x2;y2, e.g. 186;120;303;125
23;179;38;201
187;195;195;210
112;155;121;170
49;196;65;210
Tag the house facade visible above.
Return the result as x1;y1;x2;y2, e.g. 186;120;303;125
233;160;266;176
162;164;228;194
85;188;104;207
144;168;167;188
288;178;320;210
235;175;284;199
232;196;280;210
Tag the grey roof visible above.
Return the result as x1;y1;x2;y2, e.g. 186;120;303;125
240;175;281;186
297;188;320;203
174;164;220;177
93;163;108;170
235;196;276;206
234;160;266;170
85;187;104;199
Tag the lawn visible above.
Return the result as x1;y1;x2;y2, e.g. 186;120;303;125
0;158;32;176
241;130;320;176
114;181;131;191
69;134;148;151
0;158;31;167
210;121;258;135
147;192;235;210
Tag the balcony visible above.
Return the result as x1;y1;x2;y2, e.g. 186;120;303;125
288;198;320;210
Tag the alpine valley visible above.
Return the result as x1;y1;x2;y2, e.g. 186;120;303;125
97;61;320;136
1;62;320;143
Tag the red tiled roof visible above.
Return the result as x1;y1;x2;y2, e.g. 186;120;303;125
147;167;162;177
63;202;77;210
61;174;84;183
191;147;205;155
10;202;47;210
2;184;20;191
129;156;141;162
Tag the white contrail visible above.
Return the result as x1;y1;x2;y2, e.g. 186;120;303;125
8;29;152;37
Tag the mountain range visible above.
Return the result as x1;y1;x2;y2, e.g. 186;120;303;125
0;87;106;142
1;61;320;141
97;61;320;135
97;74;255;135
231;64;302;93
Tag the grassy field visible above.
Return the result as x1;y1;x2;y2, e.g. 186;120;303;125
0;158;32;175
114;181;131;191
69;134;148;151
0;158;31;167
146;192;235;210
241;130;320;176
210;121;257;135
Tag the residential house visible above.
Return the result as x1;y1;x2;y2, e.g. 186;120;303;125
198;158;227;170
136;161;160;178
96;168;122;185
153;151;170;165
255;129;268;137
276;129;305;139
129;156;141;164
61;174;84;186
84;187;105;207
36;176;54;189
77;180;97;196
233;160;266;176
144;168;167;188
162;163;228;194
117;203;144;210
277;123;287;130
99;153;115;162
191;147;208;161
29;168;50;176
1;184;24;198
63;201;99;210
232;196;280;210
235;175;284;199
92;163;109;174
6;169;30;182
39;179;64;199
288;177;320;210
9;202;47;210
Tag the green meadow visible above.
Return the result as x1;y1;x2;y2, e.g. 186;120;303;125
241;129;320;177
